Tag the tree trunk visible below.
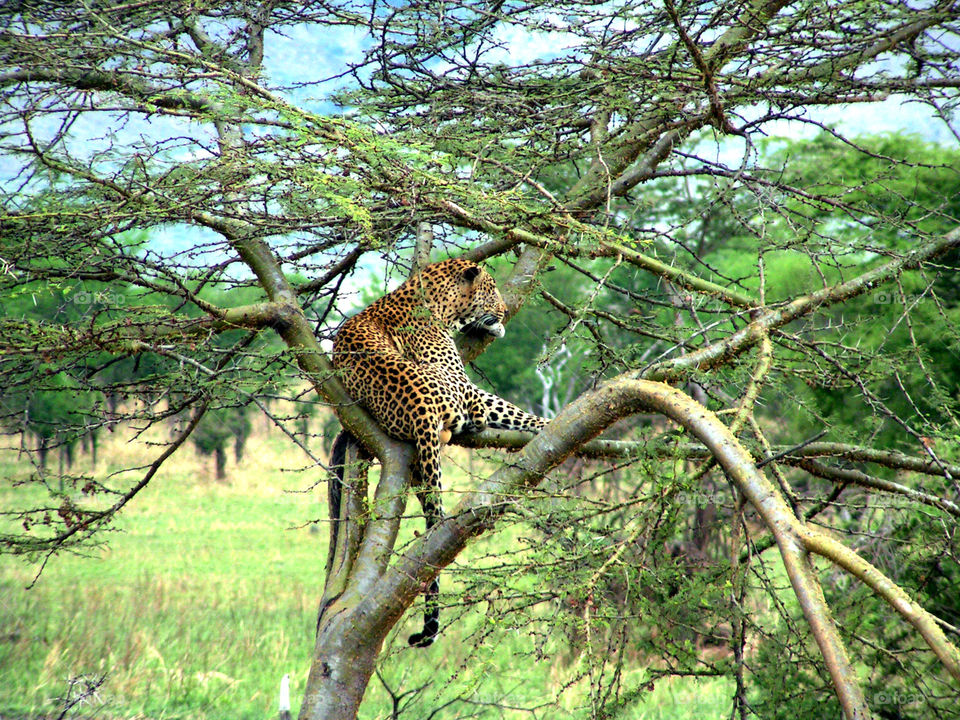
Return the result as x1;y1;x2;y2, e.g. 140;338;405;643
299;444;416;720
299;607;387;720
215;446;227;482
37;435;48;472
234;432;247;463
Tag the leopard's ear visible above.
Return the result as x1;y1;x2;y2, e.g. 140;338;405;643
462;265;482;283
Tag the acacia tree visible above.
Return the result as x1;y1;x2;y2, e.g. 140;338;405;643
2;2;960;719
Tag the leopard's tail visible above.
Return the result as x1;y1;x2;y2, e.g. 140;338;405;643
326;430;352;576
318;430;357;635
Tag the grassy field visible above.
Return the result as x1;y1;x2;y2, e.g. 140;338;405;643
0;417;731;719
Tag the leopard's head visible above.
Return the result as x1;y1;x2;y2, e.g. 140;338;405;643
421;259;508;337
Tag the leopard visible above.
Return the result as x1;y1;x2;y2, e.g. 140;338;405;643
329;258;547;647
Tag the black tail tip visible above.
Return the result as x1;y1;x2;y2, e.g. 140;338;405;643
407;631;435;648
407;619;439;648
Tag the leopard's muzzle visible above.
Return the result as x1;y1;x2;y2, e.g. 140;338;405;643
463;313;506;338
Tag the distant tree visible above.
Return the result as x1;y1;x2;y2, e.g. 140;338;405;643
2;368;100;475
192;406;252;482
2;3;960;720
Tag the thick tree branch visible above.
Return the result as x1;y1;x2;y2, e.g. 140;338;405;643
370;379;880;717
378;376;960;716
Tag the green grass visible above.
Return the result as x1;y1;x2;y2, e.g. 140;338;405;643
0;425;323;719
0;421;732;719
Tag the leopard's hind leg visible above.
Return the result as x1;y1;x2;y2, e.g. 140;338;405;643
407;435;443;648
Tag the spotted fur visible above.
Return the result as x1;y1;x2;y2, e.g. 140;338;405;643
331;258;546;646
